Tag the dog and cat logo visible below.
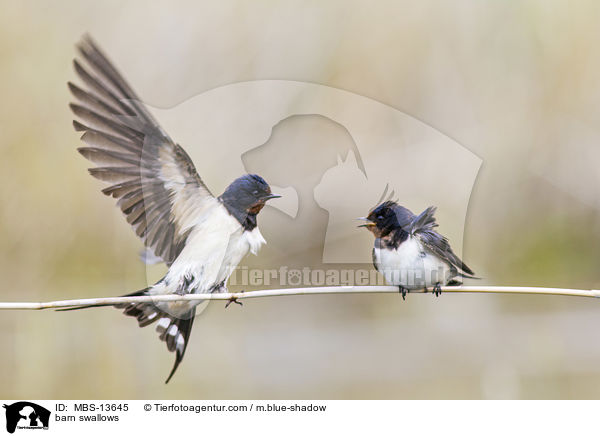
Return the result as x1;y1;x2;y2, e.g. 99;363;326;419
2;402;50;433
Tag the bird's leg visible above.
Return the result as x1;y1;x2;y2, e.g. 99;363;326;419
433;283;442;297
398;286;409;300
225;290;244;308
225;297;242;308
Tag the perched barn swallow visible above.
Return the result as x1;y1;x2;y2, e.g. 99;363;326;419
63;36;280;382
359;201;476;299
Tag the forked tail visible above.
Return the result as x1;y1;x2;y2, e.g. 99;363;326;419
58;288;196;383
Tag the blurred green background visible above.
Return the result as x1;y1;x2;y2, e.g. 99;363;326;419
1;0;600;399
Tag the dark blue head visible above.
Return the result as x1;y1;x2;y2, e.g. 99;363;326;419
219;174;280;229
358;201;414;238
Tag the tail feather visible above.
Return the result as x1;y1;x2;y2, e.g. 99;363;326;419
58;288;196;383
55;288;149;312
115;289;196;383
159;311;195;384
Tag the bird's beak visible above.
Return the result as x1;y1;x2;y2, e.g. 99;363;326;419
262;193;281;201
356;217;375;228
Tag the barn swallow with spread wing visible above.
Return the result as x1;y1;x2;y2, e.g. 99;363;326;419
358;201;476;299
63;36;280;383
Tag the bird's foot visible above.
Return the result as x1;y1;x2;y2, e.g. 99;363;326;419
398;286;409;300
433;283;442;297
225;290;244;308
225;296;243;308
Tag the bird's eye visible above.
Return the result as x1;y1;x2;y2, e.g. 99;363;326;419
252;190;259;195
377;215;383;221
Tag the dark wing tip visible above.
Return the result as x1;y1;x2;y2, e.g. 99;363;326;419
79;33;100;52
72;58;85;75
75;35;92;56
70;102;97;116
73;120;87;132
80;33;94;45
425;205;437;215
460;263;476;277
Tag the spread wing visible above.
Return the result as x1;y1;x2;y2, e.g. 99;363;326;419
69;36;215;266
410;206;476;277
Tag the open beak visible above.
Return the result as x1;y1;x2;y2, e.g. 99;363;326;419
262;193;281;201
356;217;375;228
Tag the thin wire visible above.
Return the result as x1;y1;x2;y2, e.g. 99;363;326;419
0;286;599;310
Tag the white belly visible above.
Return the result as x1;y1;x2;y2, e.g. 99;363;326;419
155;206;266;298
374;236;452;289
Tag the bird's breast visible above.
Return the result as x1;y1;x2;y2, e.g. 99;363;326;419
242;227;267;255
374;236;451;288
163;205;264;294
375;237;423;271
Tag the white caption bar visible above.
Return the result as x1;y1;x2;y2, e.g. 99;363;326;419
0;400;597;435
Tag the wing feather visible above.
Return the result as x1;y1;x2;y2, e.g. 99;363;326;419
410;206;476;277
69;36;214;265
